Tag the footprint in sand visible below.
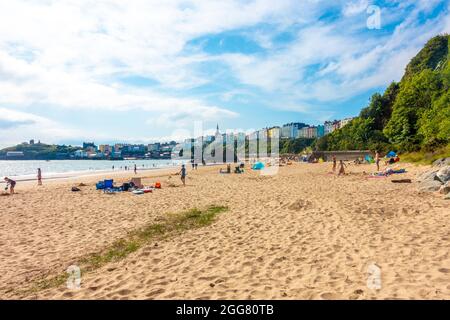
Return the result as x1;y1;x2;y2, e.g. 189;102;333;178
287;199;313;211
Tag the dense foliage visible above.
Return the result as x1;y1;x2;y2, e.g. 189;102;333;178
315;34;450;153
0;143;81;160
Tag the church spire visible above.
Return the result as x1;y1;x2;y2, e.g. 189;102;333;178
215;124;220;136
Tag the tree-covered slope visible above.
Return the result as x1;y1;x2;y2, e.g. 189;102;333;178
315;34;450;153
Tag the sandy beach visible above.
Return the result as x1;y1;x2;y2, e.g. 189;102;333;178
0;162;449;300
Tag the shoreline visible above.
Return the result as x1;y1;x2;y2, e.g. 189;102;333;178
0;161;188;184
0;162;227;185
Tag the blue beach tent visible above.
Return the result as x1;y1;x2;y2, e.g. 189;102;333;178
386;151;397;158
252;162;265;170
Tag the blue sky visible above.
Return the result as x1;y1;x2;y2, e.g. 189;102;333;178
0;0;449;147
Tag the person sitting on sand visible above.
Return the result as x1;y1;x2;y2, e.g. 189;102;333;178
332;155;337;172
4;177;16;194
219;164;231;174
338;160;347;176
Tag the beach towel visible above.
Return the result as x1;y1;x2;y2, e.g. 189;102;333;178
104;188;120;194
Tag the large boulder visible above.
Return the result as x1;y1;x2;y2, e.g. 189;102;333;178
436;166;450;183
433;158;450;167
439;181;450;195
419;180;443;192
417;170;439;183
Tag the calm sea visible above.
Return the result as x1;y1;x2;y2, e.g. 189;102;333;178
0;159;186;181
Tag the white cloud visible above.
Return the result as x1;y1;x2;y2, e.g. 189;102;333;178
0;0;448;144
0;108;96;147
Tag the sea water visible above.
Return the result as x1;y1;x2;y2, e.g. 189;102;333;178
0;159;186;181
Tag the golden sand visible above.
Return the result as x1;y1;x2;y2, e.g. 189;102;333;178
0;162;449;299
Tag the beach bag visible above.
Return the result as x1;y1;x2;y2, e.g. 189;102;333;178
155;182;161;189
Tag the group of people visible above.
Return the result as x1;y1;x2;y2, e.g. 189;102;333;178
331;156;347;175
331;150;396;175
3;168;42;195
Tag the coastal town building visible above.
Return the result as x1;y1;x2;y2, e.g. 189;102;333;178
317;125;325;138
83;142;97;151
324;121;334;135
340;117;355;127
99;145;112;154
6;151;24;158
267;127;280;139
281;123;308;139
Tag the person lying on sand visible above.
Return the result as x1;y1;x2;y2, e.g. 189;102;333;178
338;160;347;176
4;177;16;194
220;164;231;174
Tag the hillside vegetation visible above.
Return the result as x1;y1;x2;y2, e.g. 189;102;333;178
315;34;450;154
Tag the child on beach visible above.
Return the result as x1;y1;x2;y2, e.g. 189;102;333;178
4;177;16;194
332;155;337;172
37;168;42;186
338;160;347;176
179;164;186;186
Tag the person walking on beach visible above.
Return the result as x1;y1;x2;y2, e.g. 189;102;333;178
179;164;186;186
375;150;381;171
134;164;137;175
338;160;347;176
332;155;337;173
4;177;16;194
37;168;42;186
